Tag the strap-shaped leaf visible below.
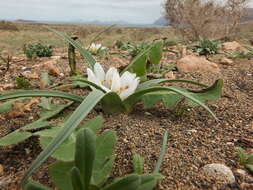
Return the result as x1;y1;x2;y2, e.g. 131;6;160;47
138;79;208;91
75;128;96;189
101;174;141;190
46;27;96;68
71;167;84;190
0;90;83;102
0;131;32;146
153;131;168;173
124;85;219;120
71;78;107;93
132;154;144;175
21;90;106;188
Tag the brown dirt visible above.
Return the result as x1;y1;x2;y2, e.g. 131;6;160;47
0;49;253;190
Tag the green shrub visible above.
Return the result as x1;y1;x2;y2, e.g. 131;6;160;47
16;77;31;89
237;147;253;174
24;42;53;59
190;39;220;56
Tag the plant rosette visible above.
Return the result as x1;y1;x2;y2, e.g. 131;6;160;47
73;62;222;118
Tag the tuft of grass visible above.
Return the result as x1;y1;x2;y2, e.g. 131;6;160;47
16;77;31;89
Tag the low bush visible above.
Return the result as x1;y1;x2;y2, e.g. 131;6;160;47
24;42;53;59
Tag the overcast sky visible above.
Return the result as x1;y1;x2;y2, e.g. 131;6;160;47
0;0;252;24
0;0;166;24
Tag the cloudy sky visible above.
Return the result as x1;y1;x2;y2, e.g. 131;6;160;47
0;0;166;24
0;0;252;24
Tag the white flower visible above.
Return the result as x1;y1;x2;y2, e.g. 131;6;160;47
89;43;106;54
87;63;140;100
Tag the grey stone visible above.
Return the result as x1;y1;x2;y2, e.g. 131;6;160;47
202;163;235;184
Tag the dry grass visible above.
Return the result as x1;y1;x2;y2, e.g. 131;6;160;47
0;22;179;53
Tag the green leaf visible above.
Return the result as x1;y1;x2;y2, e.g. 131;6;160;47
124;84;220;120
75;128;96;190
101;92;126;113
93;130;116;186
46;27;96;68
38;97;52;110
137;79;208;91
40;136;75;161
24;180;50;190
21;90;106;188
0;131;32;146
23;119;51;130
142;92;182;108
0;90;83;102
76;116;104;134
49;161;74;190
132;154;144;175
122;41;163;78
137;174;162;190
101;175;141;190
71;167;84;190
246;153;253;164
148;41;163;65
71;78;107;93
153;131;168;173
187;79;223;105
245;164;253;173
34;127;62;137
39;101;73;120
237;147;247;165
141;80;223;110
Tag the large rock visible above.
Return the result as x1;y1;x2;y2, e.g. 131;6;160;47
202;164;235;185
220;57;234;65
222;41;246;52
176;55;220;73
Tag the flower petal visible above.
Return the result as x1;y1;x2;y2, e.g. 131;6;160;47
94;62;105;83
120;71;136;87
119;77;140;100
111;71;121;93
105;67;117;88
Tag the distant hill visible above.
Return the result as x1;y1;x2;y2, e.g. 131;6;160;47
242;8;253;22
153;17;169;26
12;19;155;27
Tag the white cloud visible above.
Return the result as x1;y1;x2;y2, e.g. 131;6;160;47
1;0;252;23
0;0;165;24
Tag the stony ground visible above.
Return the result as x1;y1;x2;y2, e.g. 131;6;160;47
0;42;253;190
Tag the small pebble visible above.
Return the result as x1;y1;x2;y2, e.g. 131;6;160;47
187;129;198;133
21;66;31;71
202;163;235;184
236;169;247;176
144;112;152;116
